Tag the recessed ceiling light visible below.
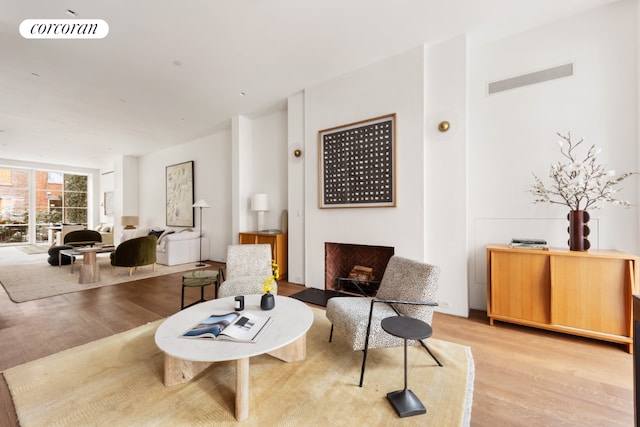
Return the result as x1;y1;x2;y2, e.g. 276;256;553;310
65;9;77;18
240;92;246;96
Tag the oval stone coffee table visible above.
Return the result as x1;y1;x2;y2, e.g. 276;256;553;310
154;294;313;421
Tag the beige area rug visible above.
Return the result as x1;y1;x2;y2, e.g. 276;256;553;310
0;248;207;302
4;308;474;426
16;244;51;255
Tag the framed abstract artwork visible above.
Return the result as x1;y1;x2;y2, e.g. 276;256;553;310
318;113;396;208
103;191;113;216
166;161;194;227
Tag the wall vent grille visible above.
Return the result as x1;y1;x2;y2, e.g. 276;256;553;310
488;63;573;95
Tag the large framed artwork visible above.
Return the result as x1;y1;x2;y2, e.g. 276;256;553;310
166;161;194;227
318;113;396;208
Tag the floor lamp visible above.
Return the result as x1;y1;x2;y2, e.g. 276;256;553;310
192;199;210;267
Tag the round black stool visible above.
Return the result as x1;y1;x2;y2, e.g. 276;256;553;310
47;245;73;266
381;315;432;418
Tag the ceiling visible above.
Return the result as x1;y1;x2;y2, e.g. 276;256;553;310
0;0;618;170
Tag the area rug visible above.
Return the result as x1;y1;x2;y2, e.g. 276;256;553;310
3;307;474;426
0;257;207;303
16;244;51;255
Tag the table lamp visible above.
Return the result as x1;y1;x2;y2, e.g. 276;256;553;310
120;216;139;241
250;193;268;232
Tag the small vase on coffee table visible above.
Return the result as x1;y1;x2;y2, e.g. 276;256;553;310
261;292;275;310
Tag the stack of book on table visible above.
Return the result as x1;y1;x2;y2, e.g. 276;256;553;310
509;238;548;250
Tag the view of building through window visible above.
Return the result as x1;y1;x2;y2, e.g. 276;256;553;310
0;168;88;245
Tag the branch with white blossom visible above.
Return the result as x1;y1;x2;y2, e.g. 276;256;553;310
529;132;636;211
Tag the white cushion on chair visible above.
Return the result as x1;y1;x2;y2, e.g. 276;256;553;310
326;297;399;351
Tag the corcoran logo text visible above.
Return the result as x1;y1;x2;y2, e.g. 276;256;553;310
20;19;109;39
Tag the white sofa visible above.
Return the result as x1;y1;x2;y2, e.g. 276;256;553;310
156;230;210;266
95;223;114;244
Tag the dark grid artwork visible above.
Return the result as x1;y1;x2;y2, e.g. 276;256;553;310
319;114;396;208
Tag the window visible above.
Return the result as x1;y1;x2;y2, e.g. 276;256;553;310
47;172;63;184
0;168;90;245
0;169;11;186
0;168;29;243
63;174;88;224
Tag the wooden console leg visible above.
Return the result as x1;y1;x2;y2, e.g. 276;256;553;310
163;353;213;386
236;357;249;421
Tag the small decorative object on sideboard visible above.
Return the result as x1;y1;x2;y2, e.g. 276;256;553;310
509;238;548;250
530;132;636;251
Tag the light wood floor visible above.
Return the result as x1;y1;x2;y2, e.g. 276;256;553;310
0;263;634;426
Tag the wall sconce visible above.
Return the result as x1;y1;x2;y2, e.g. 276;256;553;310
250;193;269;232
290;143;303;161
438;121;450;132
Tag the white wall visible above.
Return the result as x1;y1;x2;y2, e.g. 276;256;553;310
136;110;288;263
231;115;252;240
424;35;469;316
303;49;430;290
301;44;470;317
127;0;637;319
250;110;288;232
99;169;114;225
288;92;306;285
138;130;232;261
112;155;139;243
468;0;639;309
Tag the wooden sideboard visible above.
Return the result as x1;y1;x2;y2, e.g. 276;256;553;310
238;232;287;280
486;244;639;352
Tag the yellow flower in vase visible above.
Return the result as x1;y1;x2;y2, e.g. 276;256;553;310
261;260;278;294
262;275;275;294
261;262;278;310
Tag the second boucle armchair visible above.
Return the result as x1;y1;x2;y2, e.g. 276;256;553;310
217;244;277;298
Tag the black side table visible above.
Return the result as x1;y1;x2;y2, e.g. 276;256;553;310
381;315;433;418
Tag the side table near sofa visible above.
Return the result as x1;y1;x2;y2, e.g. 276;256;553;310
181;270;218;309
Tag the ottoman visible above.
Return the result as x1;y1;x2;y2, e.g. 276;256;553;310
47;245;73;266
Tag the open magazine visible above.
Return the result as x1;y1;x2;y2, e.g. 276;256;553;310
181;311;272;343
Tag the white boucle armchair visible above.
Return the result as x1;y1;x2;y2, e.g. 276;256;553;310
217;244;277;298
326;255;441;387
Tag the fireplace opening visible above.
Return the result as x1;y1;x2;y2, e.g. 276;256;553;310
325;242;394;297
